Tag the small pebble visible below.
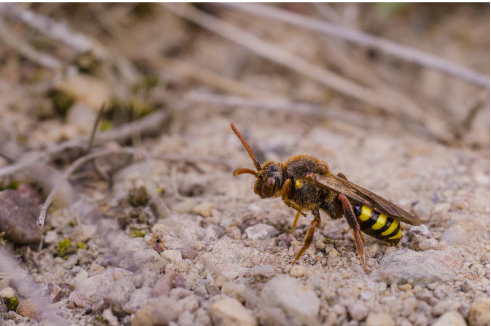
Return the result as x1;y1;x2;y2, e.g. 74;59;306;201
433;311;466;326
261;275;320;325
365;312;395;326
413;199;433;222
398;284;412;291
47;283;62;303
16;299;41;319
0;287;15;300
290;265;306;278
161;250;183;263
432;203;450;215
211;297;258;326
0;190;42;244
468;297;490;326
328;249;340;258
419;238;441;251
152;272;175;297
440;225;469;246
192;202;216;217
132;296;182;326
245;224;279;240
347;303;368;321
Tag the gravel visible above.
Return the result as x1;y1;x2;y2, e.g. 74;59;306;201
261;275;320;325
211;297;258;326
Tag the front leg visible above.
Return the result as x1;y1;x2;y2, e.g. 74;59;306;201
338;194;370;274
281;178;307;217
292;208;321;265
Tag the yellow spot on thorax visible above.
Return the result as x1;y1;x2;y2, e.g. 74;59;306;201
381;220;399;236
359;206;372;221
372;214;387;230
295;179;303;188
388;229;402;240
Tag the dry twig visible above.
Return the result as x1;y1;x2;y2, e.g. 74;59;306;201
0;109;170;179
222;3;490;88
37;147;231;227
0;16;63;70
186;91;364;126
162;4;453;144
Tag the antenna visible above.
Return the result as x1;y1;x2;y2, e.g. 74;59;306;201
231;122;261;171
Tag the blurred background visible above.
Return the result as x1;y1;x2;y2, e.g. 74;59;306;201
0;3;488;154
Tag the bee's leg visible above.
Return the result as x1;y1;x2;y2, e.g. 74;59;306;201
292;208;321;265
289;211;302;234
338;194;371;274
281;178;306;225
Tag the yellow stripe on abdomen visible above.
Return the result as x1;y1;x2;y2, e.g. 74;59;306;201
381;220;399;236
388;229;402;240
372;214;387;230
359;206;372;221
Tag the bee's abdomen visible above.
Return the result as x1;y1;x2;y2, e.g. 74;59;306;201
353;205;401;244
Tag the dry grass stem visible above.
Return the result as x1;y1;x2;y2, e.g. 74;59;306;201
162;4;454;144
222;3;490;88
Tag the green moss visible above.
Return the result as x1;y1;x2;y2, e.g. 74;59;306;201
100;120;113;131
76;242;87;250
6;297;19;311
55;238;78;259
130;229;146;238
1;180;18;190
48;89;75;116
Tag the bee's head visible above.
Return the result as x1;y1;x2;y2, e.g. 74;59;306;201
231;123;284;199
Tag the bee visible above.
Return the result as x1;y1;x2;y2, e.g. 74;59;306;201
231;123;421;273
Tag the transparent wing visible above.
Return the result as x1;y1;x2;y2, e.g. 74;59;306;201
311;173;421;225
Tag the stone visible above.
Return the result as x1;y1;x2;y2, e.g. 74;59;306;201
0;190;42;244
211;297;257;326
69;268;132;308
261;275;320;325
433;311;467;326
348;303;368;321
107;277;135;316
373;249;462;285
173;198;198;214
0;287;15;300
412;199;433;222
132;249;162;265
102;308;120;326
123;287;152;314
71;269;88;288
161;250;183;263
365;312;395;326
290;265;306;278
70;224;96;242
432;203;450;215
152;272;175;297
419;238;441;251
203;225;223;242
192;201;216;217
16;299;41;319
222;283;247;303
46;283;62;303
248;265;276;281
469;297;490;326
408;224;431;237
131;296;181;326
440;225;469;246
245;224;279;240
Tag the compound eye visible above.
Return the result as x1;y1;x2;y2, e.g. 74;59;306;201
262;177;275;198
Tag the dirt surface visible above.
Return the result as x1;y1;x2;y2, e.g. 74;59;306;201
0;3;489;326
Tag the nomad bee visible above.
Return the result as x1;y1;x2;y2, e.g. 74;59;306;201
231;123;421;273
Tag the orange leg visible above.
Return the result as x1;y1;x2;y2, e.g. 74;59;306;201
289;211;302;234
338;193;370;274
292;208;321;265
